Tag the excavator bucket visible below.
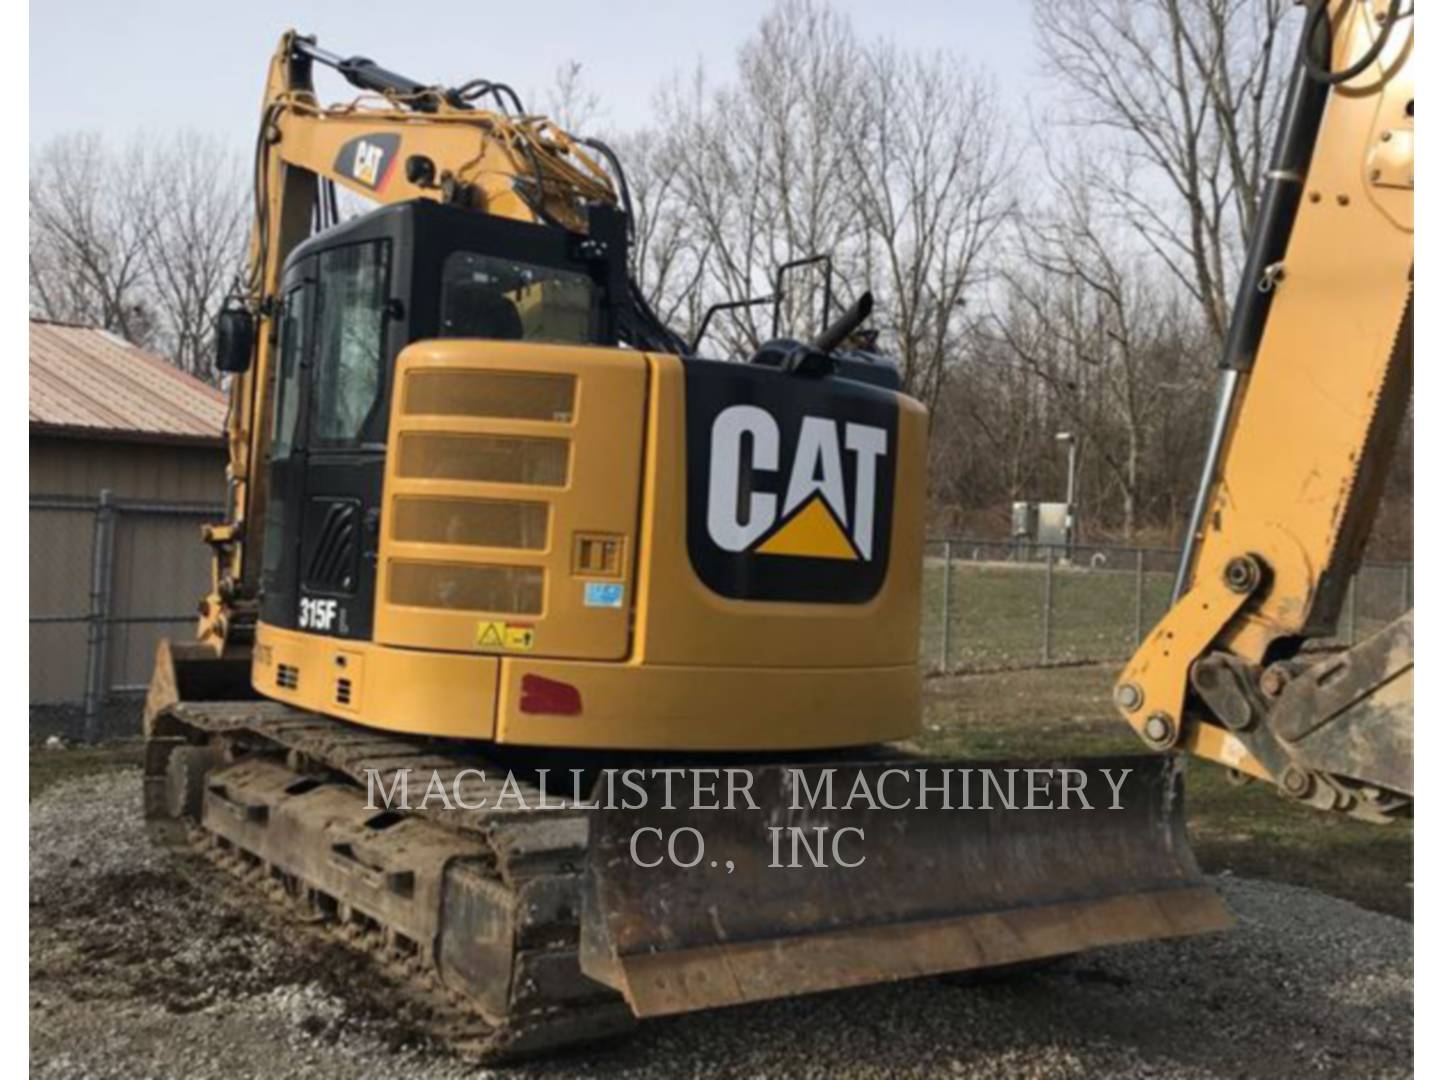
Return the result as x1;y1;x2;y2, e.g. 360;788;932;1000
581;754;1229;1016
144;639;256;734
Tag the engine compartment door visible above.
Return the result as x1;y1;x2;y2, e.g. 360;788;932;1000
374;339;646;662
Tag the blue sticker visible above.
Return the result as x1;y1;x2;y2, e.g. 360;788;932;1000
584;581;624;609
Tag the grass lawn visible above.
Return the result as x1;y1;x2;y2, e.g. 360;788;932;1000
919;559;1171;671
918;558;1407;674
905;663;1413;921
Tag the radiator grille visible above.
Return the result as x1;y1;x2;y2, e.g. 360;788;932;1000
379;348;642;659
392;496;548;550
388;560;543;615
404;370;576;422
396;433;568;486
276;664;299;690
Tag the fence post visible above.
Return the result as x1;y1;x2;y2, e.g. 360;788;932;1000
82;489;117;741
1041;546;1054;664
939;540;952;674
1345;573;1358;646
1133;548;1146;649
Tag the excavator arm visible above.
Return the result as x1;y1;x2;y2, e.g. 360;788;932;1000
1115;0;1414;821
196;32;673;654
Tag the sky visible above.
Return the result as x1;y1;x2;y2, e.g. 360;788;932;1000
29;0;1045;150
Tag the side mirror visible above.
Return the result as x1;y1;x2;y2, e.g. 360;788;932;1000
214;307;255;375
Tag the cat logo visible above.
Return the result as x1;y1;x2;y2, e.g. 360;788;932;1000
332;133;400;192
683;360;899;604
707;405;887;561
353;140;385;185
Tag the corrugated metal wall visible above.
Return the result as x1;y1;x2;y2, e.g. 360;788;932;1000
30;434;225;501
30;435;225;710
30;499;95;704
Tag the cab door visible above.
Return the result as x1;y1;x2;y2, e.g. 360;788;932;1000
258;262;314;631
290;239;393;641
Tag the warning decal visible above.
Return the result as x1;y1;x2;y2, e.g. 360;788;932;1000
475;621;535;651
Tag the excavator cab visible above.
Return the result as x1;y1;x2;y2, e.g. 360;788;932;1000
254;198;625;653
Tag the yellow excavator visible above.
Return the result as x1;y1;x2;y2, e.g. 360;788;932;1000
141;0;1409;1059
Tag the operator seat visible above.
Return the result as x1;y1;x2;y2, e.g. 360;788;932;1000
442;281;525;340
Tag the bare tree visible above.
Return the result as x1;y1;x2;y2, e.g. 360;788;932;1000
982;156;1208;538
1033;0;1291;342
138;133;249;380
657;0;865;356
544;60;606;132
30;131;248;382
30;133;158;345
651;0;1012;383
928;341;1050;528
844;46;1012;410
609;128;712;339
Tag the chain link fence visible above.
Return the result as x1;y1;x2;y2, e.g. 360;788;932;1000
30;492;219;740
921;538;1412;675
30;502;1415;736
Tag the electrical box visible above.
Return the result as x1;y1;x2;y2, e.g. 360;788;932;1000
1036;502;1070;550
1011;501;1035;539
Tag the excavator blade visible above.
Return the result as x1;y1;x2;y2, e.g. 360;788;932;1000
581;754;1228;1017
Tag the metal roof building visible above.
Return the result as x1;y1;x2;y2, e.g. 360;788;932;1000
30;320;227;723
30;320;227;501
29;320;227;446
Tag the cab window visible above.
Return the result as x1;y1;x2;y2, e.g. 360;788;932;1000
312;241;390;447
439;251;596;345
271;283;310;460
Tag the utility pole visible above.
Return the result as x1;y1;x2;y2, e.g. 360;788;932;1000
1056;432;1078;560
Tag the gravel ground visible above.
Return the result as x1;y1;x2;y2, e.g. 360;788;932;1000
31;767;1413;1079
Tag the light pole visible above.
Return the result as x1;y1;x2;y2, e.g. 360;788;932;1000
1056;432;1078;559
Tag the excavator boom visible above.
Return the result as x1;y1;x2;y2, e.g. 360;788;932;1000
1116;0;1414;821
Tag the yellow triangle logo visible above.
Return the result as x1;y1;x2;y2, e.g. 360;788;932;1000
756;495;859;560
